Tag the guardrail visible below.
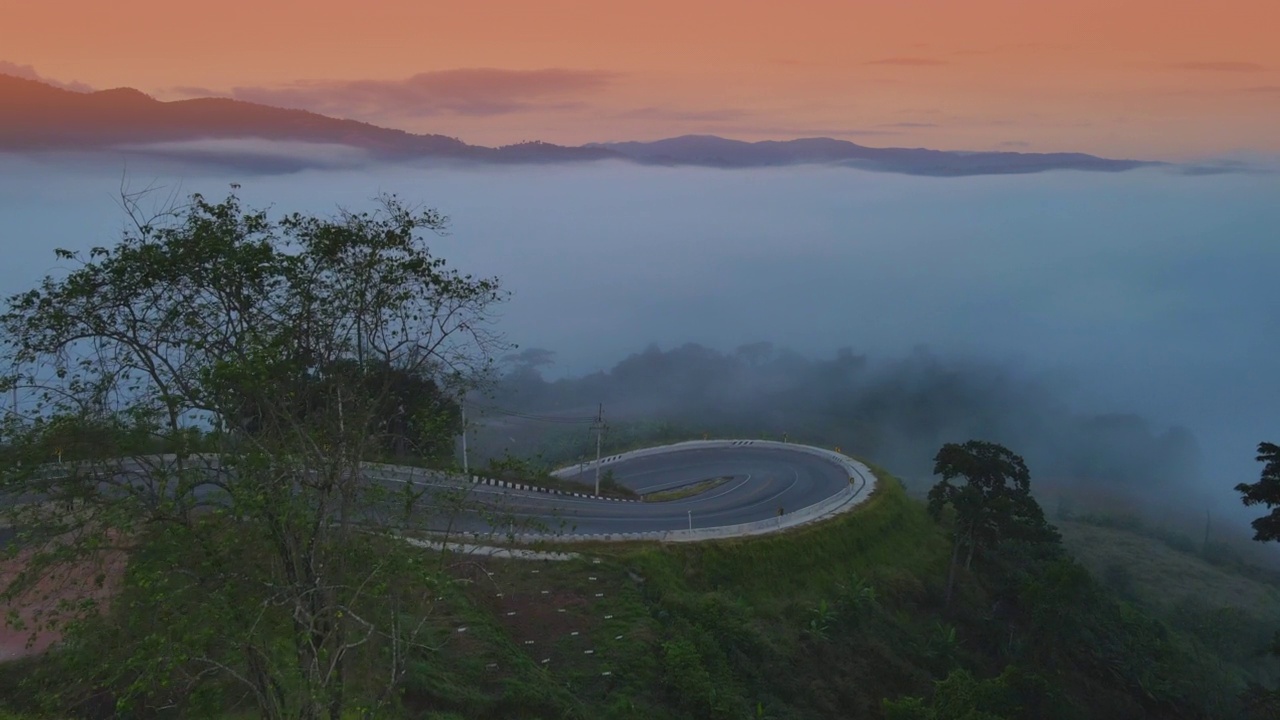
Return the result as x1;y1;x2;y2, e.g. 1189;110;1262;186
530;439;878;543
9;442;878;544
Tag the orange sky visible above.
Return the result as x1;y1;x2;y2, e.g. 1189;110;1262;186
5;0;1278;158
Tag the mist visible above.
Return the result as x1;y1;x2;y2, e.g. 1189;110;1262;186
1;150;1277;524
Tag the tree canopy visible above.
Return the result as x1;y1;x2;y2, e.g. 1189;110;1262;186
928;440;1058;604
1236;442;1280;543
0;190;507;718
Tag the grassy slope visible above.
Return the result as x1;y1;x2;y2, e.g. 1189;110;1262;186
404;468;956;719
407;467;1280;720
4;464;1276;719
1062;522;1280;622
1060;521;1280;689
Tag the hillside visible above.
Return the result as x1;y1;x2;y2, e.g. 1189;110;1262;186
2;469;1274;719
0;74;1160;176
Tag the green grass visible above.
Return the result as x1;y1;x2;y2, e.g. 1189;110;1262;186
1059;519;1280;688
1061;521;1280;620
641;476;733;503
11;455;1274;720
436;467;953;720
615;463;947;605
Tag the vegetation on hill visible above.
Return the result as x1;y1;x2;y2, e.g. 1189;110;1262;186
3;456;1276;719
0;191;1276;719
0;191;512;718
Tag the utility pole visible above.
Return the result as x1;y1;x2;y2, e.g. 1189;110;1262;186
460;400;469;477
687;510;692;530
593;403;604;497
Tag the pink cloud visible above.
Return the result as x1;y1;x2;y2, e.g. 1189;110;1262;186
229;68;620;119
1171;61;1266;72
0;61;93;92
865;57;950;66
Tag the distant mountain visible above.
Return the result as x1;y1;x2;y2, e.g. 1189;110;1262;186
588;135;1157;176
0;74;1160;176
0;74;610;164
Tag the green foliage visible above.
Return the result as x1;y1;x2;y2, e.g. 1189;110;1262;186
659;637;727;718
806;599;836;641
629;466;947;607
1232;440;1280;711
883;666;1059;720
0;190;506;718
927;441;1059;605
1236;441;1280;542
929;441;1059;550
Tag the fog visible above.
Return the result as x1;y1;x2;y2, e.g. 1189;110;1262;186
1;151;1277;524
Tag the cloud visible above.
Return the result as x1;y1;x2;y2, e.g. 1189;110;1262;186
1170;61;1266;72
727;126;903;138
116;138;371;164
166;85;224;98
1241;85;1280;93
998;141;1031;148
878;122;938;128
0;61;92;92
865;57;950;66
950;42;1074;57
614;106;750;122
228;68;620;119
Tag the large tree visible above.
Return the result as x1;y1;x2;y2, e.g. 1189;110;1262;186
0;190;506;718
1236;442;1280;542
928;440;1058;606
1235;442;1280;717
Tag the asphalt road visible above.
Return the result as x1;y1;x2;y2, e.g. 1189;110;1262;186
4;445;853;540
422;445;852;537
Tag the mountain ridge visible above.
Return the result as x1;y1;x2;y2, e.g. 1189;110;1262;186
0;74;1159;176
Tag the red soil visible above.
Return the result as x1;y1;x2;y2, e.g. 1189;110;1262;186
0;545;125;662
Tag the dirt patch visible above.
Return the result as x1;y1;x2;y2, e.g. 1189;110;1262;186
463;560;609;666
0;541;126;663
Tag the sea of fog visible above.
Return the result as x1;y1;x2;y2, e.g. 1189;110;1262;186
1;154;1276;503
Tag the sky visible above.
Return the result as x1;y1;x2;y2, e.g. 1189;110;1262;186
4;0;1280;158
1;1;1278;520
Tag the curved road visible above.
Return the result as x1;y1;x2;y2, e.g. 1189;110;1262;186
421;443;856;537
5;443;861;541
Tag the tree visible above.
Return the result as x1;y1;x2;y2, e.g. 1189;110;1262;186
1236;442;1280;542
928;440;1058;606
0;190;507;718
1235;442;1280;715
240;357;462;463
882;666;1060;720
